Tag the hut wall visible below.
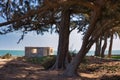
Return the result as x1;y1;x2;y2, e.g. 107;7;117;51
25;47;54;57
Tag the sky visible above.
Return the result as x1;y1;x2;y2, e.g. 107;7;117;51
0;29;120;51
0;17;120;51
0;30;82;50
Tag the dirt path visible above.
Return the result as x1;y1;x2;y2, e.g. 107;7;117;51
0;58;69;80
0;57;120;80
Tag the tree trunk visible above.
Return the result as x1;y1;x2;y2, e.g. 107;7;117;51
51;8;70;69
95;36;102;56
101;35;107;58
95;39;100;56
108;34;113;58
98;36;102;56
62;0;105;76
63;36;98;77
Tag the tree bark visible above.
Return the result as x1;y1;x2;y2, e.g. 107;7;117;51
63;34;100;76
98;36;102;56
62;0;105;76
95;37;102;57
95;39;99;56
101;35;107;58
51;8;70;69
108;34;113;58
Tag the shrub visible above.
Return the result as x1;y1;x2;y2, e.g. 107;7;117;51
69;50;77;57
69;49;87;63
112;55;120;59
41;55;56;70
26;55;56;70
26;56;45;64
2;53;12;59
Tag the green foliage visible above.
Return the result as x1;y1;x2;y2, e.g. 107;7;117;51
27;55;56;70
2;53;12;59
69;49;77;57
112;55;120;59
41;55;56;70
27;56;46;64
69;49;87;63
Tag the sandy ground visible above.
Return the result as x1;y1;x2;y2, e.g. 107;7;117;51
0;57;120;80
0;58;13;68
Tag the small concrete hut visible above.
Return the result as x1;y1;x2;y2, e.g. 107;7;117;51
25;47;54;57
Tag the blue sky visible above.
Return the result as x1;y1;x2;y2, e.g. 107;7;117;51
0;29;120;51
0;18;120;51
0;30;82;50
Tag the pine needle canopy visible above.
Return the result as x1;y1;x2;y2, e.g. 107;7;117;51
0;0;120;35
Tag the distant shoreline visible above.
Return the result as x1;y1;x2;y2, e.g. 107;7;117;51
0;50;120;57
0;50;25;57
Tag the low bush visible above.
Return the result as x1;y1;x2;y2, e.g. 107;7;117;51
112;55;120;59
2;53;12;59
41;55;56;70
26;55;56;70
27;56;45;64
69;50;77;57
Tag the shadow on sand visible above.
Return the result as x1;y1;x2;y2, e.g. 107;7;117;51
0;57;120;80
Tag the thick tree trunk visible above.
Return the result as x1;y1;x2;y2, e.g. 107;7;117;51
108;34;113;58
62;0;105;76
63;37;97;77
101;36;107;58
52;9;70;69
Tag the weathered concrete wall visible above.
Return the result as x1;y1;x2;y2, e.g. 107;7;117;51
25;47;54;57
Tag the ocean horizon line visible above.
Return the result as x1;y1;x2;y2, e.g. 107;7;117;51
1;49;120;51
0;50;120;57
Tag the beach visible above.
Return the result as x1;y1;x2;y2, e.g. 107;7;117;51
0;57;17;68
0;56;120;80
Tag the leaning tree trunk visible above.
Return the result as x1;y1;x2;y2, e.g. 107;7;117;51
52;9;70;69
108;34;113;58
62;0;105;76
101;35;107;58
63;33;101;76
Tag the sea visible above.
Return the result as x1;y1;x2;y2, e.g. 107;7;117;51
0;50;25;57
0;50;120;57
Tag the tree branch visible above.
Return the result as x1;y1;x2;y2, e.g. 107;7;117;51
0;2;59;27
